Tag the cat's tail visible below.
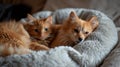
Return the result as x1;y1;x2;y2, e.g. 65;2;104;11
117;27;120;32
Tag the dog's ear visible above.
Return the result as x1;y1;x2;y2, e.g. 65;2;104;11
89;16;99;29
45;16;53;24
69;11;78;21
69;11;84;23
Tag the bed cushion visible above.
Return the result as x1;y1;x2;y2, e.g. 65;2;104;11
101;42;120;67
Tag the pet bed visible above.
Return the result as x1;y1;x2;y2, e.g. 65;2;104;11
0;8;118;67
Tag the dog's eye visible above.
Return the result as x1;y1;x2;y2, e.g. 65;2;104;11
44;28;48;31
84;31;89;34
34;29;39;32
74;29;79;33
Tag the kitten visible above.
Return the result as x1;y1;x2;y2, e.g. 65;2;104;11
50;11;99;48
0;21;49;57
24;14;61;47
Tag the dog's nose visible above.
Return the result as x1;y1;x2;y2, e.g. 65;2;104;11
78;38;82;42
76;38;83;43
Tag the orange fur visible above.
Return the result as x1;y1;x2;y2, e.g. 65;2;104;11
50;11;99;48
0;21;31;57
0;21;49;57
24;14;53;40
30;42;49;51
24;14;61;46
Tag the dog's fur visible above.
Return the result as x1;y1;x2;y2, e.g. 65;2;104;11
50;11;99;48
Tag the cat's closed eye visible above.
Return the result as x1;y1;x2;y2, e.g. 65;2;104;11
74;29;79;33
34;29;39;32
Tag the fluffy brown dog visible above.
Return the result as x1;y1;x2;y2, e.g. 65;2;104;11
50;11;99;48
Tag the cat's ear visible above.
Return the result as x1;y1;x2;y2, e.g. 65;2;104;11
89;16;99;29
45;16;52;24
69;11;78;21
27;14;36;21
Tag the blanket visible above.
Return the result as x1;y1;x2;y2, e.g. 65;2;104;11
0;8;118;67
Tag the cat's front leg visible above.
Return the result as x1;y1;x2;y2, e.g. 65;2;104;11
29;42;49;51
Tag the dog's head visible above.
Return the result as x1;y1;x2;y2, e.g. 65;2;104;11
61;11;99;44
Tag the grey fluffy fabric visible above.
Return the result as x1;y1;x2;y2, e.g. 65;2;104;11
101;42;120;67
0;8;118;67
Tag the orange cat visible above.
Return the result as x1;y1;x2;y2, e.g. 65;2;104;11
24;14;61;46
24;14;53;41
50;11;99;48
0;21;49;57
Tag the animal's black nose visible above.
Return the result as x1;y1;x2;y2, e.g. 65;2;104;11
76;38;83;43
78;38;82;42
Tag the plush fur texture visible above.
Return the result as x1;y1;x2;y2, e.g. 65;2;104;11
0;8;118;67
0;21;31;57
0;21;49;57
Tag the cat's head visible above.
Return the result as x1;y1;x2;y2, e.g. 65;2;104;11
24;14;53;40
61;11;99;45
